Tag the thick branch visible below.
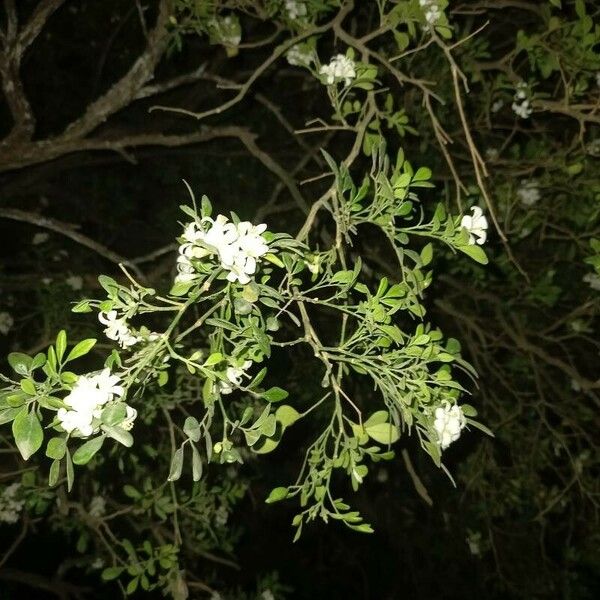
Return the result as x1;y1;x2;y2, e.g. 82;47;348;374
19;0;66;52
59;0;173;140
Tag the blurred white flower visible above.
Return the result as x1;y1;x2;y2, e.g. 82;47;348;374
66;275;83;291
460;206;488;245
89;495;106;518
32;232;50;245
286;44;313;67
517;180;541;207
0;483;25;524
0;311;14;335
420;0;441;25
491;99;504;113
583;273;600;291
285;0;307;20
512;82;533;119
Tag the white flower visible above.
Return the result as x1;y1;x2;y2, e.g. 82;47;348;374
98;310;139;349
285;0;307;20
319;54;356;86
583;273;600;291
119;405;138;431
219;360;252;395
433;402;466;450
420;0;441;25
66;275;83;291
460;206;488;245
517;180;541;207
176;215;269;286
93;368;125;401
0;311;14;335
512;82;533;119
261;591;275;600
175;253;197;283
57;370;124;437
89;495;106;518
32;232;50;245
286;44;314;67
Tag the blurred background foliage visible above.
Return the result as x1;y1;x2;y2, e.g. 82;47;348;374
0;0;599;599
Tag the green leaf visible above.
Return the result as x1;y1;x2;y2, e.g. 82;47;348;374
46;437;67;460
191;444;202;481
65;447;74;491
421;243;433;266
168;447;184;481
275;405;300;428
265;486;289;504
12;408;43;460
170;280;193;297
102;425;133;447
66;339;97;362
261;387;289;403
20;378;36;396
72;436;105;465
365;423;400;445
0;406;23;425
364;411;389;428
458;243;488;265
184;416;201;442
102;567;124;582
48;459;60;486
8;352;32;376
101;403;127;427
203;352;223;367
72;299;93;313
56;330;67;362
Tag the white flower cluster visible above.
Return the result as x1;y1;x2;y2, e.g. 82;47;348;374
0;483;25;524
460;206;488;245
217;359;252;395
583;273;600;291
420;0;441;25
512;82;533;119
517;179;541;207
0;311;14;335
99;310;140;349
433;402;466;450
57;369;136;438
286;44;314;67
319;54;356;86
285;0;307;20
176;215;269;285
